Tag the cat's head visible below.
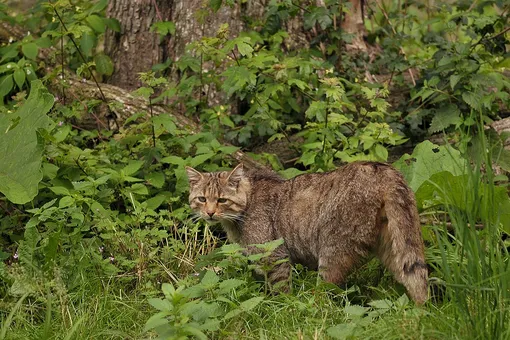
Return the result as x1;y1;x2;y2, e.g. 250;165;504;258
185;164;250;224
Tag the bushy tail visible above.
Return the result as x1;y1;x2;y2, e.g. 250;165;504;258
378;181;428;305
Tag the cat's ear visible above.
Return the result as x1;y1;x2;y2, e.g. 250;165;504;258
185;166;203;186
227;163;244;186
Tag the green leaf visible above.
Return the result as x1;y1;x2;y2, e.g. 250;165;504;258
143;312;169;332
90;0;108;13
327;323;357;339
462;91;482;111
86;14;106;33
129;183;149;195
220;66;257;97
80;31;96;57
161;282;175;297
368;299;393;309
305;101;327;122
239;296;264;311
13;68;25;89
21;42;39;60
218;279;245;293
209;0;222;12
153;115;177;134
161;155;185;165
344;305;369;317
145;172;165;188
218;146;240;154
0;80;54;204
147;298;172;312
58;196;75;208
304;7;332;30
50;186;69;196
235;38;253;57
144;195;167;210
150;21;176;36
201;270;219;288
94;53;114;76
224;308;243;320
449;74;462;90
190;153;214;167
0;74;13;98
395;294;410;308
103;18;121;32
373;144;388;161
429;104;462;133
122;160;144;176
393;141;467;194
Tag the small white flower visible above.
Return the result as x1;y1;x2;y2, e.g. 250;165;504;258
6;64;11;69
9;37;13;43
26;69;31;75
58;121;64;126
13;251;19;259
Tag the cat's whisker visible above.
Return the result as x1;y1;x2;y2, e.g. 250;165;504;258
190;213;202;223
222;213;244;223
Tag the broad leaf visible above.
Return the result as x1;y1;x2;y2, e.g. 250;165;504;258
80;31;96;57
86;14;106;33
0;74;13;98
0;80;54;204
429;104;462;133
393;141;467;196
21;42;39;60
13;68;25;89
327;323;357;340
94;53;114;76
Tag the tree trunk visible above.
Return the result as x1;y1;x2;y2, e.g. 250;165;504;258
104;0;172;90
342;0;368;51
103;0;318;100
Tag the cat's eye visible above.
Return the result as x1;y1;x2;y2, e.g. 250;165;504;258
197;196;206;202
217;198;228;203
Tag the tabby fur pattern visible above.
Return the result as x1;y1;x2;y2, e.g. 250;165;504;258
186;162;428;304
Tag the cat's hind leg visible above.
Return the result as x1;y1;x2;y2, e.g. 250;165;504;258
318;245;363;286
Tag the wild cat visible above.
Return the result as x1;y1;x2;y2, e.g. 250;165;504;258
186;162;428;304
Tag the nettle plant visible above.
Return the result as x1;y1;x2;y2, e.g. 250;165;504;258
158;20;405;171
368;0;510;135
41;0;118;78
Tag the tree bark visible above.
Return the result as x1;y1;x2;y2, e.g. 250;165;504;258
104;0;172;90
342;0;368;52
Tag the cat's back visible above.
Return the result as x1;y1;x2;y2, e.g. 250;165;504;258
281;161;400;199
247;161;401;201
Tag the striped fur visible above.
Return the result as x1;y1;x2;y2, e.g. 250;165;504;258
186;162;428;304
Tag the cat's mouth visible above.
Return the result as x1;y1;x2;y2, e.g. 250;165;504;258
202;215;221;224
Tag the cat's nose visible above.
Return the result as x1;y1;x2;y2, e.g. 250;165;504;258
207;212;215;217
